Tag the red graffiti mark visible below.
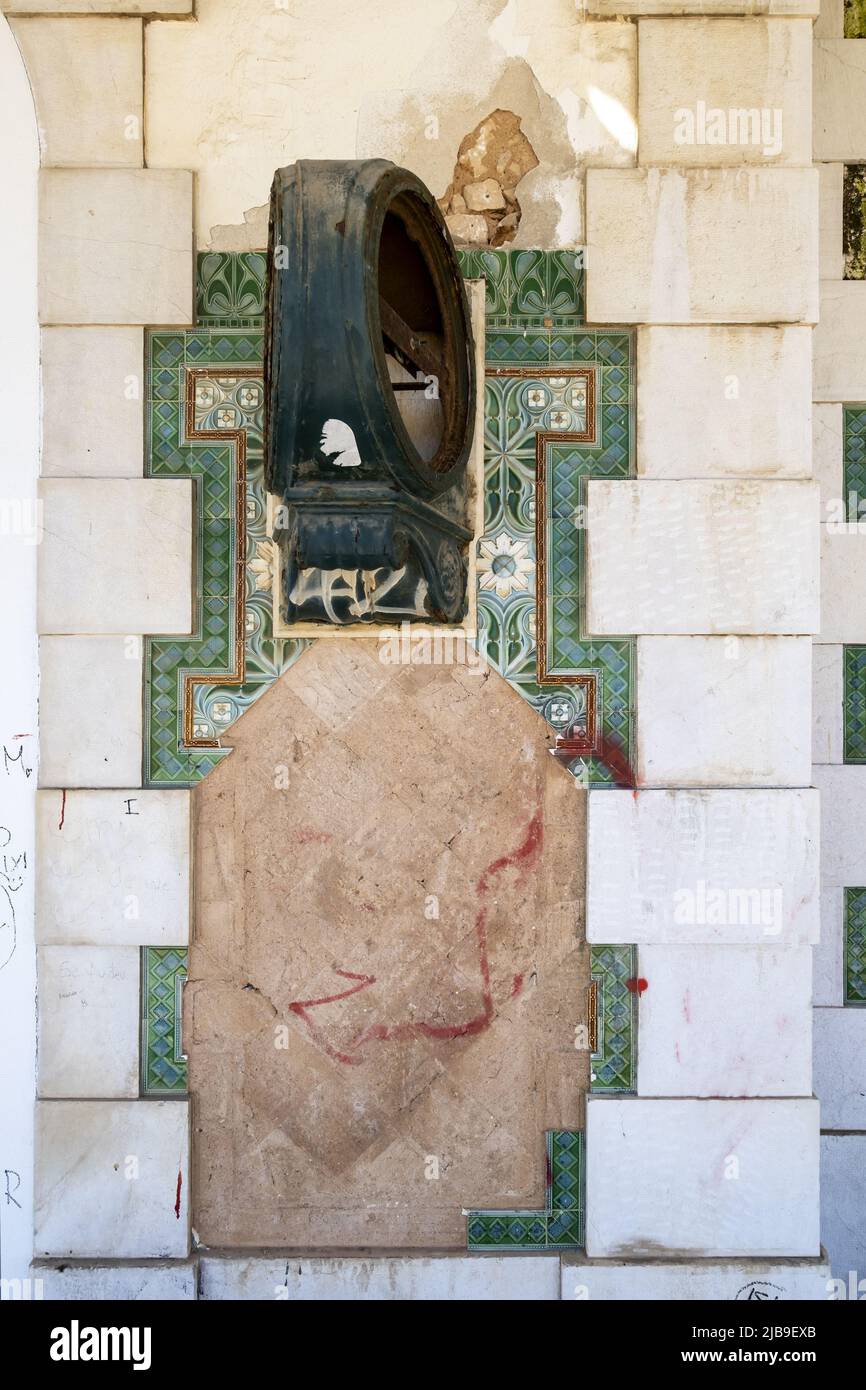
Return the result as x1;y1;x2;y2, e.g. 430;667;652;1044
295;828;333;845
58;789;66;831
511;972;524;999
289;969;377;1066
289;811;544;1064
682;989;691;1023
12;733;32;740
174;1170;182;1219
626;976;648;995
674;1042;681;1064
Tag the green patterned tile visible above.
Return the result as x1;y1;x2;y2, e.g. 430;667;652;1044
196;251;267;325
141;947;188;1096
466;1211;549;1250
844;644;866;762
844;407;866;521
546;1130;584;1216
590;944;638;1093
845;887;866;1004
457;247;584;327
466;1130;584;1251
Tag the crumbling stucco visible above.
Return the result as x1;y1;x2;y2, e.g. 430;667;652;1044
144;0;636;251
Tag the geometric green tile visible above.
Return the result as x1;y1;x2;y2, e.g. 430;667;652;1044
844;644;866;762
844;406;866;520
845;887;866;1005
590;944;638;1093
141;947;188;1096
466;1131;584;1251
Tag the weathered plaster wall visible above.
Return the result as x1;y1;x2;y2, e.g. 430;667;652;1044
190;640;586;1248
144;0;636;249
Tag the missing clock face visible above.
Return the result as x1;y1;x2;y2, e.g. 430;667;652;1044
265;159;476;625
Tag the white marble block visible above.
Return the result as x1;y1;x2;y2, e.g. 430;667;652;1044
820;528;866;643
812;403;843;518
41;328;144;478
591;0;818;11
38;945;140;1097
813;765;866;886
38;636;143;788
637;327;811;479
560;1257;831;1302
586;480;819;636
814;283;866;401
30;1262;197;1301
812;644;843;765
636;637;813;787
39;169;192;325
585;168;818;324
637;945;812;1097
587;788;819;943
585;1097;820;1257
34;1100;189;1259
38;479;192;636
814;40;866;161
199;1256;559;1302
819;163;844;281
813;1009;866;1129
638;18;811;167
36;789;191;946
821;1135;866;1284
813;886;845;1007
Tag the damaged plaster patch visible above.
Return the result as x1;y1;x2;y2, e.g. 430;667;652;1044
438;109;538;248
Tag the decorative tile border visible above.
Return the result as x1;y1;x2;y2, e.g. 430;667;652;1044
844;888;866;1005
590;944;638;1094
844;405;866;519
843;644;866;762
466;1130;584;1251
141;947;189;1096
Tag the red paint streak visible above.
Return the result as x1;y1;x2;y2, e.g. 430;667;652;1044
58;789;66;831
288;811;545;1064
674;1043;681;1064
295;828;333;845
682;989;691;1023
12;733;32;740
174;1170;182;1219
510;972;524;999
626;976;648;995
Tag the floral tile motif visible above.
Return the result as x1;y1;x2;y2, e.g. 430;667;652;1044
141;947;188;1096
458;248;584;328
844;644;866;762
590;944;638;1093
466;1130;584;1251
844;406;866;520
845;888;866;1004
196;250;268;327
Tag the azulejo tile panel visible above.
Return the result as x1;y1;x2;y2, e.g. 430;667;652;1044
145;250;633;789
843;406;866;520
590;944;638;1094
843;644;866;762
845;888;866;1005
141;947;188;1096
466;1130;585;1251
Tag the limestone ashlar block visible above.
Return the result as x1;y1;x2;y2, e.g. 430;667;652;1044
813;1008;866;1129
585;480;819;636
39;169;192;325
638;18;811;168
637;327;811;478
38;636;142;788
635;637;812;787
38;479;192;635
37;945;139;1097
585;168;818;324
41;328;143;477
821;1135;866;1284
820;528;866;644
812;644;843;765
11;17;142;167
589;0;818;12
560;1257;831;1301
199;1256;560;1301
813;886;845;1007
814;40;866;161
34;1100;190;1259
586;788;819;944
812;403;843;519
4;1;191;13
813;283;866;401
30;1262;197;1300
814;0;844;37
819;164;844;281
813;766;866;886
637;945;812;1097
36;789;191;946
585;1097;820;1258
